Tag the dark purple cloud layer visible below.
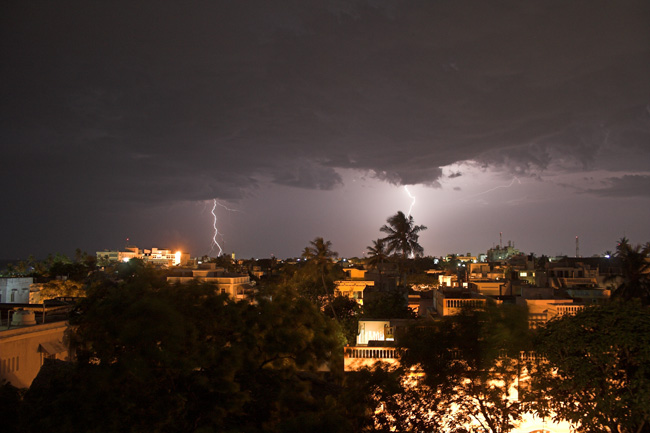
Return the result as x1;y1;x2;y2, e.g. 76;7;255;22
1;0;649;257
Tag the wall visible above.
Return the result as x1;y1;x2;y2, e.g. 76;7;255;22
0;321;70;388
0;277;33;304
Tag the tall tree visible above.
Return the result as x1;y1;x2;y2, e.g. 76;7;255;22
302;237;340;319
609;237;650;304
526;300;650;433
380;211;427;260
362;290;415;320
324;295;361;345
380;211;427;287
366;238;389;285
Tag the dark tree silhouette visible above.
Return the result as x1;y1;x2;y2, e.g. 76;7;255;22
366;238;389;284
380;211;427;287
527;300;650;433
302;237;339;319
609;237;650;304
380;211;427;260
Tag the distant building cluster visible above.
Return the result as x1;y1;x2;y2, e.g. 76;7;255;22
96;246;191;267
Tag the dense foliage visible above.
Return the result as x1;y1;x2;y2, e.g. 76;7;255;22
527;300;650;433
15;268;377;433
398;303;532;433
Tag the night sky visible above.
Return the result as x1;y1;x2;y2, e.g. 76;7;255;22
2;0;649;260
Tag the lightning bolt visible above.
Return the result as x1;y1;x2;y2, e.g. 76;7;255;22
471;177;521;197
213;201;241;213
207;199;242;257
403;186;418;259
209;200;223;257
404;186;416;217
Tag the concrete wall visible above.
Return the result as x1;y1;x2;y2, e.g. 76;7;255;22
0;321;70;388
0;277;33;304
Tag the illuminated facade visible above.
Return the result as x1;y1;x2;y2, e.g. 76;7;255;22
0;311;70;388
344;319;401;371
433;288;492;316
334;268;399;305
96;246;190;267
334;280;372;304
0;277;33;304
167;263;254;301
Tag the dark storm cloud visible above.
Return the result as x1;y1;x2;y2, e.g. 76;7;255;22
585;175;650;198
2;0;649;205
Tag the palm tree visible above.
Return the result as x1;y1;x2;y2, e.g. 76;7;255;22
380;211;427;260
302;237;339;319
609;237;650;304
366;238;389;286
380;211;427;287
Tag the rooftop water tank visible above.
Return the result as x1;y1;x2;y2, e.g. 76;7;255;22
11;309;37;327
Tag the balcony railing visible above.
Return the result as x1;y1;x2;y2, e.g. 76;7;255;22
345;347;397;360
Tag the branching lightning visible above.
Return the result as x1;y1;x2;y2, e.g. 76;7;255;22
471;177;521;197
207;200;241;257
404;186;416;217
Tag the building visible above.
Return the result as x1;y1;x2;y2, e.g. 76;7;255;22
334;268;375;305
0;277;33;304
167;263;254;301
433;288;491;316
518;297;585;328
344;319;409;371
468;262;506;280
96;246;191;267
0;308;72;388
487;240;521;262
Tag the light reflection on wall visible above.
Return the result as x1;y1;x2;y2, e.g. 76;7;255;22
357;320;394;345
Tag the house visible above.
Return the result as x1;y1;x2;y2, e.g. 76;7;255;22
0;308;72;388
167;263;254;301
0;277;33;304
518;297;585;328
433;288;491;316
334;267;400;306
343;318;412;371
334;268;374;305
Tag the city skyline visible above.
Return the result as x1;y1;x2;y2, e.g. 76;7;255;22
2;1;649;260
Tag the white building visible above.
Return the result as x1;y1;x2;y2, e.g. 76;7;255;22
0;277;33;304
0;310;70;388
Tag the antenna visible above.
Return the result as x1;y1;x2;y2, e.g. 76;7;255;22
575;235;579;258
500;232;503;249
